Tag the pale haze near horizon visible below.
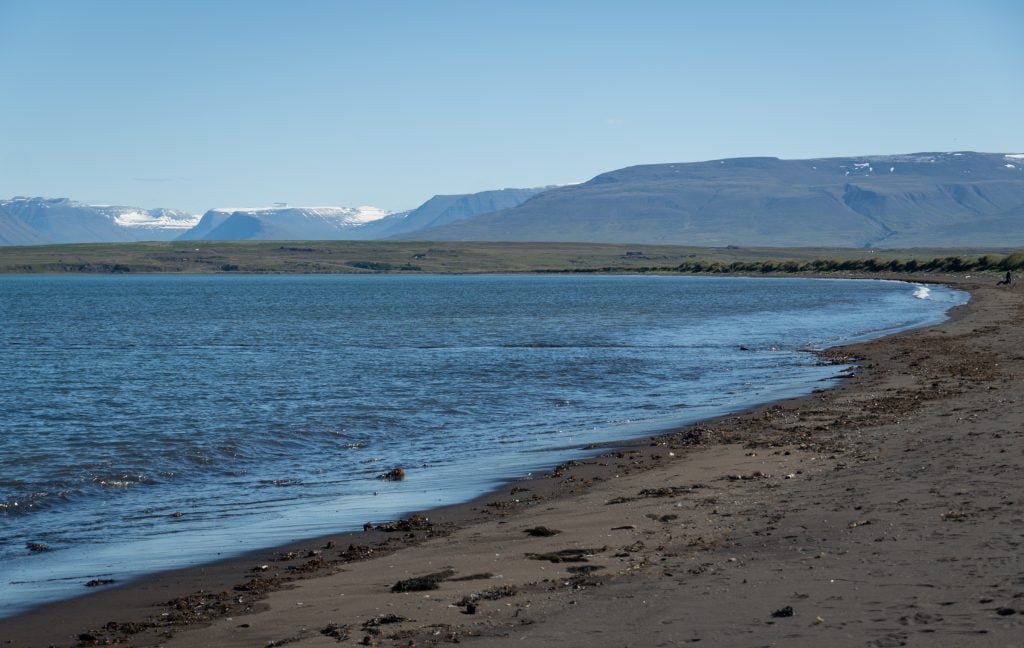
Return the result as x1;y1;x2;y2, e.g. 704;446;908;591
0;0;1021;214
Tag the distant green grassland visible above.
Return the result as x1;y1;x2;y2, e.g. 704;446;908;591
0;240;1022;276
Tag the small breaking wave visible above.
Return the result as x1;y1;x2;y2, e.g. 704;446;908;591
1;489;78;516
912;285;931;299
89;473;157;490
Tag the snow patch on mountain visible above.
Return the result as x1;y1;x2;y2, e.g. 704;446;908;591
111;208;200;230
0;197;201;244
209;205;390;226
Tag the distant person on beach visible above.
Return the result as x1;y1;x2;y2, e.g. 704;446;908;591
996;271;1011;286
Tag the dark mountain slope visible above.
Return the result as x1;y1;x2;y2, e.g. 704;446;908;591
351;187;547;240
176;206;387;241
176;211;232;241
0;205;47;246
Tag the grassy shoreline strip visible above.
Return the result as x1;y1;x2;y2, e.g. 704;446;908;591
0;240;1021;275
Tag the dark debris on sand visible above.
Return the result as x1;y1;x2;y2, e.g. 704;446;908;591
391;569;456;592
526;547;606;563
524;525;562;537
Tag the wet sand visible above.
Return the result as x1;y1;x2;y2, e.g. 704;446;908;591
3;277;1022;647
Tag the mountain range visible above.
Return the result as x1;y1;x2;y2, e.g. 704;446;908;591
345;187;549;240
3;152;1023;248
404;152;1024;248
0;187;548;246
0;197;199;246
177;205;391;241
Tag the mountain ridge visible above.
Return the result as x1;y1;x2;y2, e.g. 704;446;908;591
175;187;546;242
4;152;1023;247
177;205;390;241
403;152;1024;248
0;197;199;245
365;187;549;240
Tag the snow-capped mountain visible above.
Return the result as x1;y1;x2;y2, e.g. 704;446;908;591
177;189;552;242
0;197;199;245
208;205;389;224
177;205;392;241
108;207;201;232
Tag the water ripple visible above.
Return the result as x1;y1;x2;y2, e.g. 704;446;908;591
0;274;966;616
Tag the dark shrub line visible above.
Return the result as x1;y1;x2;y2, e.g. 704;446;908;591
674;253;1024;275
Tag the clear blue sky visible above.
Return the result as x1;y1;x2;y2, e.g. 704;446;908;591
1;0;1021;213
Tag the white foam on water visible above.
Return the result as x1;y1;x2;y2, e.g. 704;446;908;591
913;285;931;299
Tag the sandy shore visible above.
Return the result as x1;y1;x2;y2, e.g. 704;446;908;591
3;277;1022;647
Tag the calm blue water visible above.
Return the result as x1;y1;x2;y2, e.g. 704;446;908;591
0;275;966;616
